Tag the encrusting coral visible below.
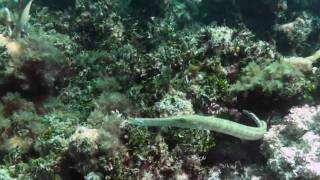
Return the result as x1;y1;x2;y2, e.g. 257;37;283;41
283;48;320;73
262;105;320;179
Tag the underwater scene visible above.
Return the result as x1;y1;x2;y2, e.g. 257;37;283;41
0;0;320;179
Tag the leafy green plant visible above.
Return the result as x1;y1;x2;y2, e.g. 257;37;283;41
1;0;34;38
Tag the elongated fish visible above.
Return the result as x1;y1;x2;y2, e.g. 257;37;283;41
129;110;267;141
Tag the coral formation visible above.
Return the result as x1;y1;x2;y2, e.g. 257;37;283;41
262;105;320;179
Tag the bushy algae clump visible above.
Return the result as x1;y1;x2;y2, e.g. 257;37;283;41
231;49;320;99
129;110;267;140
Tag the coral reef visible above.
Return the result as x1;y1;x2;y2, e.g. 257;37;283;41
0;0;319;179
